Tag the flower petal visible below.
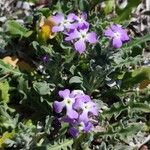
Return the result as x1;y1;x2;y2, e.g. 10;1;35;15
79;111;89;122
59;89;70;98
65;29;80;41
77;21;89;29
88;101;98;116
67;13;76;22
104;28;114;37
74;39;86;54
53;101;65;113
70;90;85;98
110;24;121;31
52;25;64;32
80;12;87;20
63;117;76;125
83;122;93;132
112;38;122;48
120;31;129;41
68;127;79;138
52;13;64;24
73;99;84;110
66;106;78;119
86;32;97;43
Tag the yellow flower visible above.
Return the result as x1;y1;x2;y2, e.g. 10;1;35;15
2;56;19;68
2;56;34;72
39;16;56;41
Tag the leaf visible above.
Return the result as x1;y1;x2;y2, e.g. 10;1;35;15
130;102;150;113
104;0;115;14
121;67;150;88
44;116;53;134
102;101;150;120
5;20;32;37
35;139;73;150
0;81;9;103
69;76;83;84
48;139;73;150
123;33;150;49
115;0;141;22
94;123;144;140
0;104;18;129
33;82;50;95
0;131;15;148
79;0;89;11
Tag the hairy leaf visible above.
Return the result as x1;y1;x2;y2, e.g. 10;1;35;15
5;20;32;37
0;81;9;103
33;82;51;95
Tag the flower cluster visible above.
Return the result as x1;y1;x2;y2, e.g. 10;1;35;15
51;12;97;54
53;89;98;137
104;24;129;48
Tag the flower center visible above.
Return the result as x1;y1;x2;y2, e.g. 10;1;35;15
63;20;69;26
84;103;91;110
114;32;121;39
80;33;86;39
64;98;73;106
78;17;84;22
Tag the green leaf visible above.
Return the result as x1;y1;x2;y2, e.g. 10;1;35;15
104;0;115;14
94;123;144;140
69;76;83;84
121;67;150;88
33;82;50;95
130;102;150;113
44;116;53;134
79;0;89;11
35;139;73;150
0;131;15;148
123;33;150;49
0;81;9;103
5;20;33;37
0;104;18;129
115;0;141;22
102;101;150;120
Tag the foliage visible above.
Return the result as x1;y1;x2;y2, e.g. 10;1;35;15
0;0;149;150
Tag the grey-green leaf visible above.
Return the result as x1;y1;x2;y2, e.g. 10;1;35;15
69;76;83;84
5;20;33;37
33;82;50;95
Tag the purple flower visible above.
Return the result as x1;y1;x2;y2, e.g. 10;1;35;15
42;55;49;62
73;95;98;122
52;13;76;32
104;24;129;48
53;89;99;138
65;28;97;53
68;121;93;137
73;12;89;29
68;122;93;138
53;89;78;119
78;121;93;132
70;90;85;98
68;127;79;138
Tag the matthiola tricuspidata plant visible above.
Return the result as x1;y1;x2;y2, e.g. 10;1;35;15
52;12;97;53
104;24;129;48
53;89;98;137
1;1;150;150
